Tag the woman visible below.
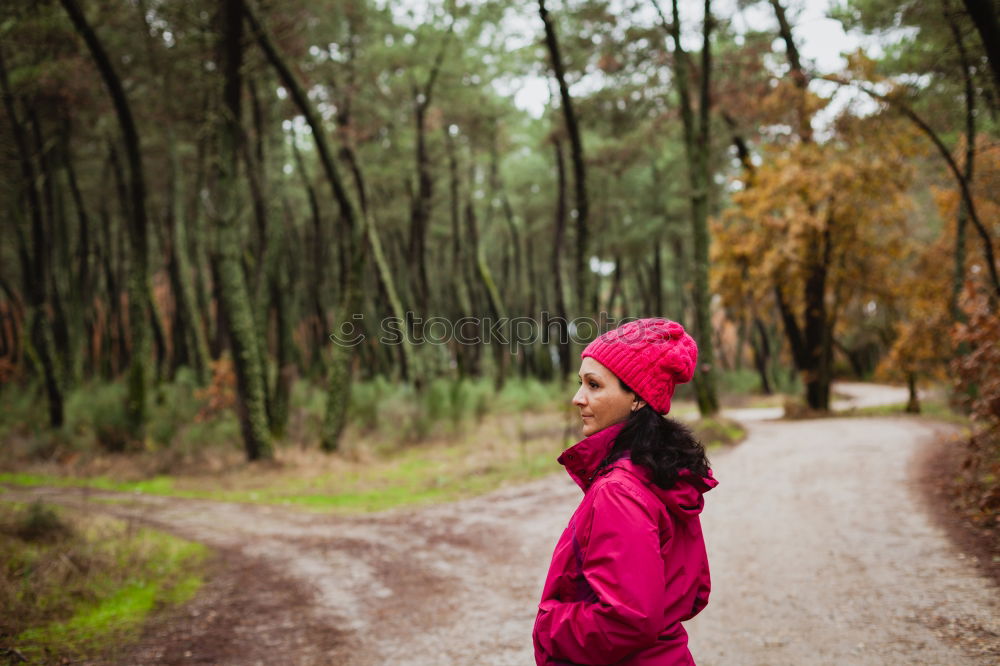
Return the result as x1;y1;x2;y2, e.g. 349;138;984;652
533;318;717;665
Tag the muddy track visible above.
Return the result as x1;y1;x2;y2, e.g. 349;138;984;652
5;384;999;665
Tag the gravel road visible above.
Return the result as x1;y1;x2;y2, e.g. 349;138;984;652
5;384;998;665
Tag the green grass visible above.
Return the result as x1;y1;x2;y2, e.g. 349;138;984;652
0;423;570;513
1;502;207;663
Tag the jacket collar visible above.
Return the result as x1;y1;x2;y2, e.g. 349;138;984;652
558;420;628;491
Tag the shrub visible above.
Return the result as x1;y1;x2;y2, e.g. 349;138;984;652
147;368;202;447
16;501;71;542
497;377;558;413
349;375;395;432
64;382;131;452
951;283;1000;535
193;358;236;423
716;369;762;396
0;380;43;440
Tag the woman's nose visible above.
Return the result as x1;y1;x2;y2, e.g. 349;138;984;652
572;386;585;406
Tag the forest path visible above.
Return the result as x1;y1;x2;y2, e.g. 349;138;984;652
5;383;999;665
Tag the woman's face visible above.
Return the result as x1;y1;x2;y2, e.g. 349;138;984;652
572;357;641;437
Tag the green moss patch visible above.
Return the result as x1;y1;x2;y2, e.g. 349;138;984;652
0;501;206;663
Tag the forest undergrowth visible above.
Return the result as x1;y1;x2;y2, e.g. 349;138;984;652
0;501;205;665
0;370;747;512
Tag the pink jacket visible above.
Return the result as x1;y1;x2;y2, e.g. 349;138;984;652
533;421;717;665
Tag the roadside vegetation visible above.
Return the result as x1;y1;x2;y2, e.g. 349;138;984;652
0;370;749;512
0;501;206;664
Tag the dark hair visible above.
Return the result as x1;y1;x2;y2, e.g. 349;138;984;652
597;379;711;489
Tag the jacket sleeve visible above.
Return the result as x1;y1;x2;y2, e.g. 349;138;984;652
534;480;667;665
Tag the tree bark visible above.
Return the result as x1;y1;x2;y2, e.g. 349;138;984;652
27;110;75;387
654;0;721;415
290;139;328;361
946;5;977;320
905;372;921;413
769;0;813;143
539;0;590;317
550;137;572;378
802;223;832;410
751;317;773;395
407;28;451;315
268;223;296;438
465;161;508;388
0;48;64;427
166;135;211;383
209;0;273;460
63;127;94;377
60;0;151;436
444;126;478;379
962;0;1000;92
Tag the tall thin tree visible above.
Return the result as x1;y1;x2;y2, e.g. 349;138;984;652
539;0;591;322
59;0;152;435
653;0;721;415
209;0;273;460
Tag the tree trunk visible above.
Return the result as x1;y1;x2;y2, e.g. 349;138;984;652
905;373;921;414
962;0;1000;92
409;100;433;315
29;110;75;388
947;7;977;321
63;127;94;379
166;135;211;383
148;289;168;383
466;162;508;389
210;0;273;461
769;0;813;143
244;0;368;451
751;317;773;395
290;139;328;365
658;0;720;415
406;28;451;317
268;232;296;438
550;137;572;378
802;254;831;410
0;48;64;427
539;0;590;317
60;0;151;437
242;78;273;428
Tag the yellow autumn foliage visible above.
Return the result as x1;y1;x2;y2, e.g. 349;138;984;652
878;136;1000;382
712;116;923;333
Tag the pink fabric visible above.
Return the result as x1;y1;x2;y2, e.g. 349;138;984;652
581;319;698;415
533;422;717;665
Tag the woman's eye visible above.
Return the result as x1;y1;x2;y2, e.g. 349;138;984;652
589;382;598;389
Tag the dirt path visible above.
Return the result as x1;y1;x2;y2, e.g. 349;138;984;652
5;384;999;665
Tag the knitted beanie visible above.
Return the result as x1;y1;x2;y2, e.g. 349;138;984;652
581;318;698;415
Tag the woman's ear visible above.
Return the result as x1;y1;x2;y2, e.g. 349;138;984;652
631;397;646;412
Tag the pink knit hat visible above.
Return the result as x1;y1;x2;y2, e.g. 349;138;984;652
581;318;698;415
